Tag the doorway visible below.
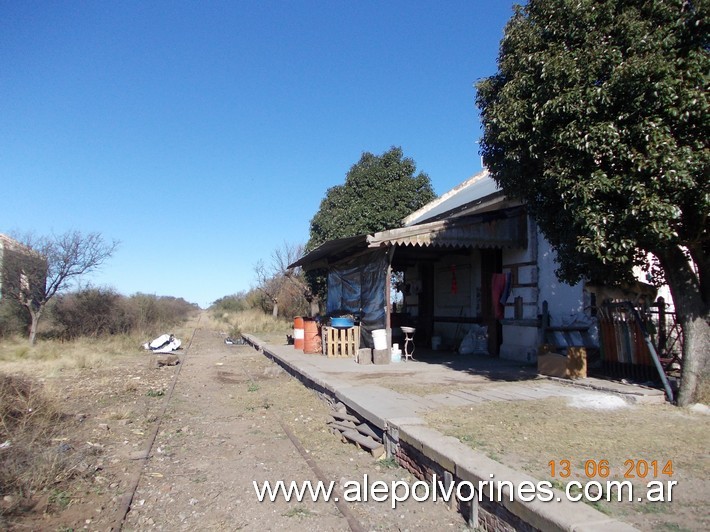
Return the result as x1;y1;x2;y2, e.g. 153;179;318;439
480;249;503;356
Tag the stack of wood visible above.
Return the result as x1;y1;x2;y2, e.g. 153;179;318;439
327;409;384;459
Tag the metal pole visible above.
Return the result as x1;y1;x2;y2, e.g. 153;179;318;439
627;302;674;403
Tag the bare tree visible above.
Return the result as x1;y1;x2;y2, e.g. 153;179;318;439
279;244;320;317
254;242;318;318
254;258;284;317
2;231;118;344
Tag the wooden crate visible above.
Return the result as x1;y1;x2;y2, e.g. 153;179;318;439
323;326;360;358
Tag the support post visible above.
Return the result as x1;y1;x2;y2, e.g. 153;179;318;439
385;246;395;347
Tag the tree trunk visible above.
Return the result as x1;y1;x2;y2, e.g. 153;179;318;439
272;301;278;318
658;247;709;406
28;307;42;345
678;313;710;406
309;297;320;318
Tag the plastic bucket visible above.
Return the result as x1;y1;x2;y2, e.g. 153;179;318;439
294;316;304;350
303;319;322;354
372;329;387;350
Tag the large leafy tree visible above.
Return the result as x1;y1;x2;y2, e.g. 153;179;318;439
308;147;435;247
306;147;436;298
476;0;708;405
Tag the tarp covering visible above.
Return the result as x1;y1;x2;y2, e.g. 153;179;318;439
326;249;388;348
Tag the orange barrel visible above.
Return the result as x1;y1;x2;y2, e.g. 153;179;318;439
303;319;322;354
293;316;304;350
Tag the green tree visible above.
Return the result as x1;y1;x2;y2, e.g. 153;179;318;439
476;0;708;405
305;147;436;298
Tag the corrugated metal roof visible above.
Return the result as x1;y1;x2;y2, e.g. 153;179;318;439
287;234;369;270
403;169;504;226
289;207;528;270
369;207;527;249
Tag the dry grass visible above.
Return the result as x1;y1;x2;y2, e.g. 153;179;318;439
0;335;140;377
0;311;201;376
210;309;291;340
0;314;198;528
426;397;710;529
0;373;71;516
696;376;710;405
0;323;192;524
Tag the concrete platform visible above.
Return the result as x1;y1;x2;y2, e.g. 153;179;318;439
244;334;648;531
245;336;664;430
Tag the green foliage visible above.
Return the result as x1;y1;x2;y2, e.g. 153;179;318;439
210;290;297;321
307;147;435;249
0;297;30;337
377;456;400;469
476;0;708;287
48;489;72;510
306;147;436;297
210;291;255;314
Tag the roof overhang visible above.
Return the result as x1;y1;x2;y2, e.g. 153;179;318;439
287;234;369;270
369;206;527;250
289;207;528;271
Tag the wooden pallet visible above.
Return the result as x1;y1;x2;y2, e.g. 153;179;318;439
323;326;360;358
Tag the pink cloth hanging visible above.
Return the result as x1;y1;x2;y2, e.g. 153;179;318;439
491;273;507;319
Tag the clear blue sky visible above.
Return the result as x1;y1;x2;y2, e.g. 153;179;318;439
1;0;518;308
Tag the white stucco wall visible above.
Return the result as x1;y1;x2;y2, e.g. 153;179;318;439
499;216;539;361
536;229;585;324
499;222;585;362
402;220;587;361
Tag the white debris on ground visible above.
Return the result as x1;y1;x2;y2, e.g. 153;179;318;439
568;393;629;410
143;334;182;353
689;403;710;415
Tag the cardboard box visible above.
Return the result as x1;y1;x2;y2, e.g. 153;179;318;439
537;344;587;379
567;346;587;379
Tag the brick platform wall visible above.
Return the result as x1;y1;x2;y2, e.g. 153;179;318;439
396;440;537;532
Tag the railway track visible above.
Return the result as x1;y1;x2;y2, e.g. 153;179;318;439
112;323;459;531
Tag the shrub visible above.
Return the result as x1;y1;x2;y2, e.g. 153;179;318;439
0;298;30;338
212;288;307;321
211;291;252;314
0;373;71;517
53;288;130;338
122;293;198;336
53;287;130;339
51;289;198;340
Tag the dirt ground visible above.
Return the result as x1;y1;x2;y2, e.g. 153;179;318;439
426;395;709;531
3;315;708;531
1;319;468;531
